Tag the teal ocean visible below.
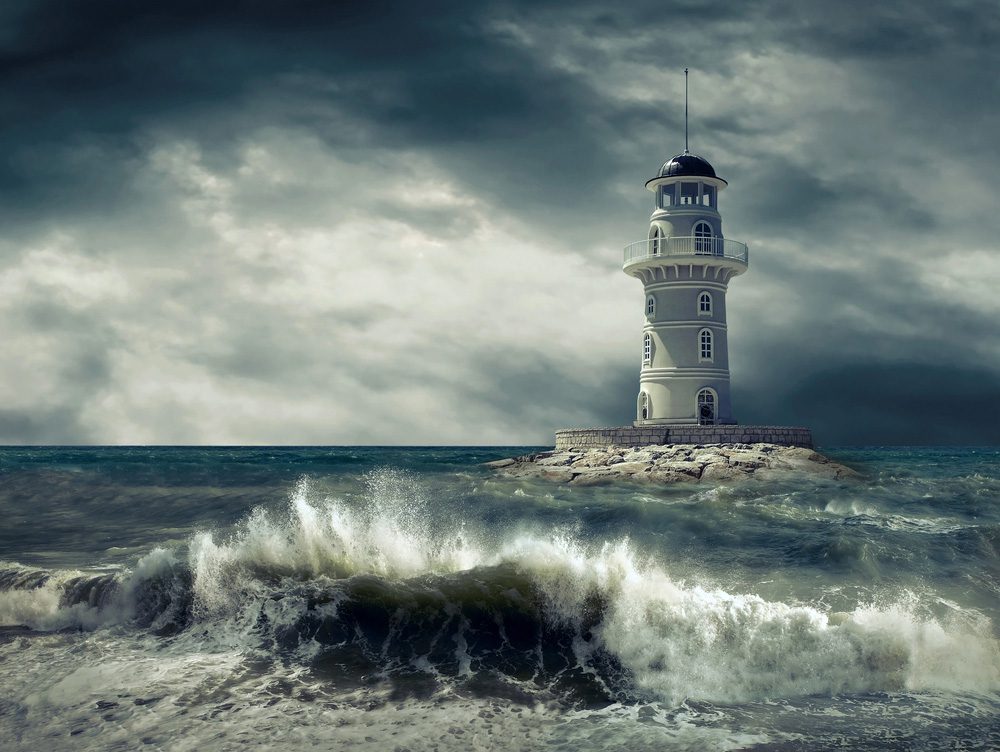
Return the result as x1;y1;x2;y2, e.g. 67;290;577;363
1;446;998;750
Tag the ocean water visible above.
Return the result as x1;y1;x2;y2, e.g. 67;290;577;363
0;446;998;751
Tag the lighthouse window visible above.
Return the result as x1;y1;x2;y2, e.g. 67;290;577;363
680;182;698;205
659;185;674;208
701;185;716;208
639;392;649;421
646;295;656;317
698;291;713;315
643;333;652;364
699;328;713;361
694;222;714;254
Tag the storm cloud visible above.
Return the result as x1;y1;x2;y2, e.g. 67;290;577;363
0;0;997;444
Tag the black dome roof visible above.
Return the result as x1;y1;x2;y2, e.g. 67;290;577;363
658;152;718;179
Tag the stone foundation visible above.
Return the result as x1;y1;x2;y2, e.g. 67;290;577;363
555;425;813;450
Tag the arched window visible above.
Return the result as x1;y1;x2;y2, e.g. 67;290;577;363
639;392;649;421
697;388;716;425
699;328;713;362
694;221;714;254
643;333;652;364
646;295;656;318
650;227;661;256
698;291;713;316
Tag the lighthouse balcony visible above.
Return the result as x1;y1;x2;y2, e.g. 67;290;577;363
623;236;749;271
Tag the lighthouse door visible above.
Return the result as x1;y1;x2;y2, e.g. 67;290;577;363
697;389;716;425
694;222;714;255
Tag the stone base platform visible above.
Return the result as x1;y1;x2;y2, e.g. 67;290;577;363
487;442;854;484
555;425;813;450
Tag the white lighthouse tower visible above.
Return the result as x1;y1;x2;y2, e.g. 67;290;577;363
624;80;748;426
553;73;813;451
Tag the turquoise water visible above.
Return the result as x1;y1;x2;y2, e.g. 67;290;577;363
1;446;998;750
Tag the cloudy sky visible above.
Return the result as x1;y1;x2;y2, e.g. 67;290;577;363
1;0;998;445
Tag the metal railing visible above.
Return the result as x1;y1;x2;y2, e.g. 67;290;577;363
623;236;749;266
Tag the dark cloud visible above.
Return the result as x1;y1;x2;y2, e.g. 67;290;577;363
459;350;638;439
0;0;998;444
0;406;87;444
737;363;1000;446
0;296;117;443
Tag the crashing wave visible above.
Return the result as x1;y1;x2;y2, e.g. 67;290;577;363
1;471;998;705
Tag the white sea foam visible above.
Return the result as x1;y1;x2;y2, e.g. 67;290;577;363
821;498;971;534
0;577;64;628
181;472;1000;704
824;498;880;517
482;535;1000;703
0;564;121;631
5;469;1000;707
189;474;484;616
0;549;184;631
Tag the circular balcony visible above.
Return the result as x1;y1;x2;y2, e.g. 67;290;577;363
623;236;749;271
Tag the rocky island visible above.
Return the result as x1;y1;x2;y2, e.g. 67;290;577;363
486;443;858;485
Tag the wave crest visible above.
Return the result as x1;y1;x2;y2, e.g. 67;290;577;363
3;469;998;705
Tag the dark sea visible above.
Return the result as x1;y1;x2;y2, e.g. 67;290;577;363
0;446;998;751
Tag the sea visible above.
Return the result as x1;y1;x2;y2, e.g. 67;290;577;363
0;446;998;751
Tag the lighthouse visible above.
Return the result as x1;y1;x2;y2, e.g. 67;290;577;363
553;72;813;451
624;143;748;426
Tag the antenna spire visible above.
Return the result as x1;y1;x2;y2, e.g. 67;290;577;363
684;67;689;154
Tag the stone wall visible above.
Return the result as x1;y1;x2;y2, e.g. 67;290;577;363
554;425;813;449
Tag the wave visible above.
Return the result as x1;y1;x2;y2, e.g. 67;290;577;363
0;550;190;634
2;471;999;706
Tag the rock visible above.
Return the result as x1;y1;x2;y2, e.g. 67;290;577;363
653;460;704;478
605;461;652;475
534;452;575;467
486;443;858;485
621;449;655;463
484;458;516;469
781;446;817;460
537;468;576;483
570;455;604;468
725;451;767;470
700;463;744;481
569;468;629;485
645;468;700;484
